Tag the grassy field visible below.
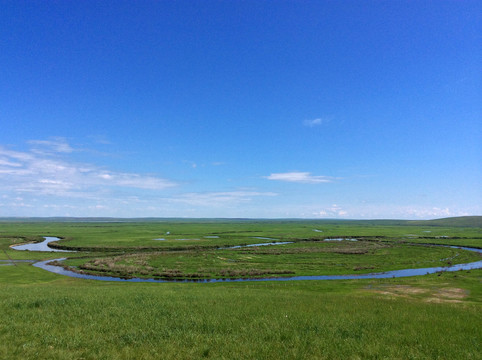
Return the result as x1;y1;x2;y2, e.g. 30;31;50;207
0;217;481;359
1;218;481;251
63;241;480;280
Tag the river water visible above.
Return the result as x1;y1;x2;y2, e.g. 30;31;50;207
13;236;482;283
11;236;73;252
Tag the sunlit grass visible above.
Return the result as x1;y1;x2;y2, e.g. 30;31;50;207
61;240;481;280
0;219;480;359
1;269;481;360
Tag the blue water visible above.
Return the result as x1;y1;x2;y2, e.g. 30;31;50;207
324;238;358;242
225;241;293;249
33;257;482;283
28;238;482;283
0;259;36;266
11;237;73;252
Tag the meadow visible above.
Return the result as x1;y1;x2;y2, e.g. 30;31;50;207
0;217;481;359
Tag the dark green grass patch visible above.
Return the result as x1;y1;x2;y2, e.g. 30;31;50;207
62;240;481;280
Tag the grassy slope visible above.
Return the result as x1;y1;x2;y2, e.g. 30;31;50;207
408;216;482;227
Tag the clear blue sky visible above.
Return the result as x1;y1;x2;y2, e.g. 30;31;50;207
0;1;480;219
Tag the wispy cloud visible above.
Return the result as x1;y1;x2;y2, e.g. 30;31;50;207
170;191;278;207
312;204;347;217
303;118;326;127
310;204;476;220
183;160;197;169
397;206;453;219
28;137;74;154
87;135;112;145
265;172;334;184
0;141;177;198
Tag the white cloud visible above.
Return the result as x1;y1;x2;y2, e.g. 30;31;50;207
0;158;22;167
0;141;177;198
313;204;347;218
28;137;74;154
103;172;175;190
312;204;477;220
170;191;278;207
303;118;325;127
87;135;112;145
400;206;452;218
265;172;334;184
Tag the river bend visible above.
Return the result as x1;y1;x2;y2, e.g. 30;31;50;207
13;236;482;283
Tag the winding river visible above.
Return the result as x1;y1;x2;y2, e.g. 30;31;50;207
12;236;482;283
11;236;73;252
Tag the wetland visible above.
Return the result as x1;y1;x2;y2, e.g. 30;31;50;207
1;217;481;359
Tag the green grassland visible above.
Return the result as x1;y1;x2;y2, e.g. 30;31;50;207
63;241;480;280
0;217;481;359
1;217;481;251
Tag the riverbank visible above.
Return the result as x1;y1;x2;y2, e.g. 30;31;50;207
13;236;482;282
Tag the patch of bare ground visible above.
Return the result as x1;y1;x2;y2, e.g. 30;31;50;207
365;285;469;303
368;285;428;298
435;287;468;299
424;288;469;303
424;298;463;304
245;242;387;255
247;248;371;255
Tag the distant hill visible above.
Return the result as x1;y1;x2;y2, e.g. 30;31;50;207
0;216;480;227
407;216;482;227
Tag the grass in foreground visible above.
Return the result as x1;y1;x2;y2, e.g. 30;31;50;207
1;263;481;360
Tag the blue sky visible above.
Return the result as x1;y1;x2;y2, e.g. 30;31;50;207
0;1;480;219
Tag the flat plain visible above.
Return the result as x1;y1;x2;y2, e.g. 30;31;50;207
0;217;481;359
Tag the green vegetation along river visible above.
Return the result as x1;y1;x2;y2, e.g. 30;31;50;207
14;236;482;282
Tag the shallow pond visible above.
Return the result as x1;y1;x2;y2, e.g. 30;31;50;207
226;241;293;249
0;259;36;266
324;238;358;242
